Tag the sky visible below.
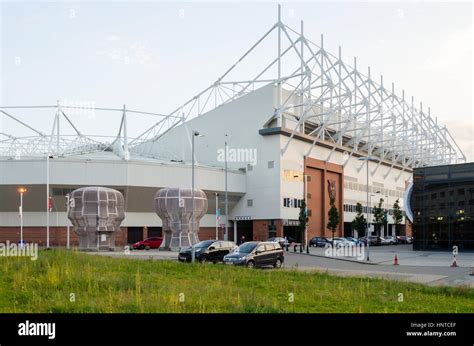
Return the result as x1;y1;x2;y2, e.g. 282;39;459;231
1;0;472;161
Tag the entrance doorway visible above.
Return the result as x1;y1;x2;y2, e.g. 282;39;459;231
233;220;253;244
283;225;302;243
127;227;143;244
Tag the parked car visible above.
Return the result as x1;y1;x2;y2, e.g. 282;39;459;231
344;237;363;245
326;237;353;248
132;237;163;250
379;236;392;245
268;236;297;247
396;236;413;244
178;240;237;263
366;236;382;246
383;236;396;245
223;241;284;268
309;237;331;247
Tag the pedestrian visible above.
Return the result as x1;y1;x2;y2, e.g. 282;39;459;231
240;235;245;245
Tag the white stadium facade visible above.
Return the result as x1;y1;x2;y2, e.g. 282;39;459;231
0;8;465;247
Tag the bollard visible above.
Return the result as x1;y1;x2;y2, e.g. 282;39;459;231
299;244;303;253
306;245;310;254
286;244;289;251
294;244;297;252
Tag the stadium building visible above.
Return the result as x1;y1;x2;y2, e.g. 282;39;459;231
0;8;465;247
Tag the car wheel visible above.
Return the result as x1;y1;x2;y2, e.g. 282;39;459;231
246;260;255;269
145;246;150;250
199;256;207;263
274;258;282;269
139;245;145;250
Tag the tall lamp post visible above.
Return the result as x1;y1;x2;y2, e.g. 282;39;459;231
215;192;219;240
66;193;71;249
224;134;229;241
18;187;27;248
191;130;204;263
357;155;378;261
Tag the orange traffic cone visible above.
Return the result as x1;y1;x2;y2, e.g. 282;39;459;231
393;254;399;265
451;255;458;267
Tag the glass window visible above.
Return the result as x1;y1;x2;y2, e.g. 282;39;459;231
265;243;275;251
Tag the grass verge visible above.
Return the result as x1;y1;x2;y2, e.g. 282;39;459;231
0;249;473;313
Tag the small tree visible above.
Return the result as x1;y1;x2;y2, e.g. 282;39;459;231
298;200;308;245
373;198;385;236
327;205;339;247
392;198;403;237
351;202;367;237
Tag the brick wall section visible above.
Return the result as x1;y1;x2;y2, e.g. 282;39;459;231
252;220;268;241
0;227;128;246
198;227;223;240
305;157;344;238
405;221;412;237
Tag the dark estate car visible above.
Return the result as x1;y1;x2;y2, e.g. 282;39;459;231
178;240;237;263
309;237;331;247
223;241;284;268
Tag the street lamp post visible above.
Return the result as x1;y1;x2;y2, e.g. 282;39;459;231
66;193;71;249
18;187;27;248
191;130;204;263
215;192;219;240
224;135;229;241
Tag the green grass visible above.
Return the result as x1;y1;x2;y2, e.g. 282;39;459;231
0;249;473;313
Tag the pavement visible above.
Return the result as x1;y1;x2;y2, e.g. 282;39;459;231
87;245;474;288
283;252;474;287
305;244;474;267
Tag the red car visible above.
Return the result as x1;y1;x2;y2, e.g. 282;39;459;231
132;237;163;250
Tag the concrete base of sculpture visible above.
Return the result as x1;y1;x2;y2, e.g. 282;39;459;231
77;230;118;252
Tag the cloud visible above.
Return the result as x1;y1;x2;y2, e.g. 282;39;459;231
396;9;405;20
107;34;120;42
96;37;159;66
424;27;472;70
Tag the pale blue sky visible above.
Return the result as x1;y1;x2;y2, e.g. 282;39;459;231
1;1;472;160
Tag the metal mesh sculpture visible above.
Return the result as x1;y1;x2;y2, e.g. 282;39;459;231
154;188;208;250
68;187;125;251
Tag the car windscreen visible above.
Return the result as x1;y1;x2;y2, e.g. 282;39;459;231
236;243;257;254
194;240;214;248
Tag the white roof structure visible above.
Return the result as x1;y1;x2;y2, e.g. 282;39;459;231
0;6;465;168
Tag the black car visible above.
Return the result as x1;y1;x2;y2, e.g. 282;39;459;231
178;240;237;263
309;237;330;247
223;241;284;268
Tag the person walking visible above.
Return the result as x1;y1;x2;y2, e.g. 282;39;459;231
240;235;246;245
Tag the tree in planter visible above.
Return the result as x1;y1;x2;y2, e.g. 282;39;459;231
392;198;403;238
298;200;308;248
327;204;339;248
351;202;367;237
372;198;385;236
